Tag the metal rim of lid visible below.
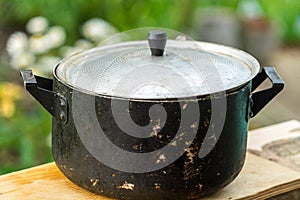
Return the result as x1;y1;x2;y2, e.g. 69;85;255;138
54;40;260;101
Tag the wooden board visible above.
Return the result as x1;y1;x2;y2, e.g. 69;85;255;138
0;153;299;200
206;153;300;200
248;120;300;153
0;162;110;200
248;120;300;172
0;121;300;200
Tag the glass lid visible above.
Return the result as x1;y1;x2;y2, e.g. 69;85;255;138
55;30;260;99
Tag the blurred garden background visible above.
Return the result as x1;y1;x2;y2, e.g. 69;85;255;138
0;0;300;174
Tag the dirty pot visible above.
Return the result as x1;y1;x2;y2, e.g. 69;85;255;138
21;30;284;200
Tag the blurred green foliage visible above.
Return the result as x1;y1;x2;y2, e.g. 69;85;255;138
1;0;300;44
0;0;197;45
259;0;300;44
0;0;300;175
0;100;51;174
0;69;52;174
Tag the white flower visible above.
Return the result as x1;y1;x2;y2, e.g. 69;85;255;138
59;46;83;58
29;35;50;54
35;55;61;73
45;26;66;49
6;32;29;56
82;18;118;42
75;39;94;49
10;52;35;69
26;16;49;35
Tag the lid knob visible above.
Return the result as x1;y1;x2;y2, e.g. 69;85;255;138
147;30;167;56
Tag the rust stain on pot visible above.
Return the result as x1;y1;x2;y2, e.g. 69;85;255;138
166;134;172;139
204;118;209;127
90;178;99;186
175;132;186;141
185;147;195;163
209;134;217;142
151;119;161;138
183;165;200;181
190;122;198;129
156;154;166;164
198;184;203;190
117;182;134;190
154;183;161;189
183;145;201;181
170;141;177;146
185;140;192;146
132;144;139;150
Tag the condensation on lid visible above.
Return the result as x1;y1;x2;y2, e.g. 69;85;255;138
55;40;260;99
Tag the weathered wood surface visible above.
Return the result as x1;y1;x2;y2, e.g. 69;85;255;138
1;121;299;200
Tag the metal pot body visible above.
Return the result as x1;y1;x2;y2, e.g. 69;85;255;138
51;78;250;200
20;66;283;200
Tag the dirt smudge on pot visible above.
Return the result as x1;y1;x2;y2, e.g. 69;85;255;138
156;154;167;164
183;145;200;181
190;121;198;129
90;178;99;186
185;147;195;163
151;119;161;138
117;182;134;190
154;183;161;189
182;103;188;110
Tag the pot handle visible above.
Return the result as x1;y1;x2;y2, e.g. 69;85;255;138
20;70;67;123
250;67;284;118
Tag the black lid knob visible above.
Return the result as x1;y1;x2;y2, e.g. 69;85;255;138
147;30;167;56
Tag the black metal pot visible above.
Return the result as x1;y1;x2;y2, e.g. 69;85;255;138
21;30;284;200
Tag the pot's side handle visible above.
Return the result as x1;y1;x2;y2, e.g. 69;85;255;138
250;67;284;118
20;70;67;123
